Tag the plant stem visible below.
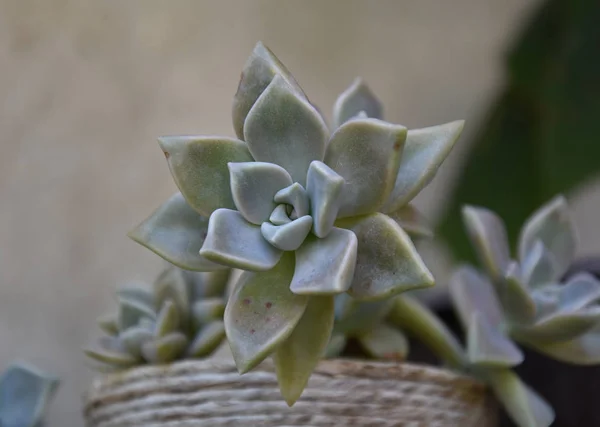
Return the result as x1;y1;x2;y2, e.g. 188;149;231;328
387;295;467;370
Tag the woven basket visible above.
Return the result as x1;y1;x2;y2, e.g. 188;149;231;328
84;358;497;427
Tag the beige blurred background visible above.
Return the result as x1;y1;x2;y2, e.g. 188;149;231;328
3;0;600;425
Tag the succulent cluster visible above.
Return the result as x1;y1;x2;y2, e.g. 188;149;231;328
0;363;59;427
85;267;230;369
454;195;600;365
129;41;463;403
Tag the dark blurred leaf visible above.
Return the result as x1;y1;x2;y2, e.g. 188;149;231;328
439;0;600;263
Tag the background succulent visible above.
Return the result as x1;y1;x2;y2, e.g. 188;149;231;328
454;195;600;365
129;41;463;404
386;294;555;427
0;363;59;427
84;266;231;369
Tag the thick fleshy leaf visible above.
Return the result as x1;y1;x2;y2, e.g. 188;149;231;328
531;285;561;320
141;332;188;364
467;312;523;368
128;193;226;271
332;78;383;129
84;337;138;367
158;137;253;216
382;121;464;212
460;205;510;281
518;195;577;277
386;204;433;239
192;298;226;330
0;364;59;427
97;313;119;336
232;41;306;140
225;253;308;373
117;298;156;332
155;300;179;337
324;334;347;358
526;328;600;365
514;307;600;342
186;321;227;358
325;119;406;218
261;216;313;251
274;296;335;406
116;284;155;308
290;228;357;295
244;75;328;186
558;273;600;313
334;299;394;336
306;161;345;238
119;327;154;358
200;209;283;271
522;241;559;288
153;267;190;327
270;204;291;225
357;324;409;360
274;183;309;218
503;262;537;323
486;369;555;427
229;162;293;225
337;213;434;300
449;265;504;330
186;269;231;300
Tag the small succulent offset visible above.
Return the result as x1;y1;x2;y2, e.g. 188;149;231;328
85;266;230;369
0;363;59;427
455;195;600;365
130;41;463;403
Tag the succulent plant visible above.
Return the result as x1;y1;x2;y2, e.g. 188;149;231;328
129;41;463;403
387;294;555;427
325;294;409;360
454;195;600;365
84;266;231;369
0;363;59;427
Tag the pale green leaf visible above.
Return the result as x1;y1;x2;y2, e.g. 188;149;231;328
261;216;313;251
306;161;345;238
338;213;434;300
128;192;227;271
187;321;227;358
386;203;433;239
224;252;308;373
200;208;283;271
290;228;357;295
274;296;335;406
141;332;188;364
325;119;406;218
158;136;253;216
244;75;328;186
357;324;409;360
228;162;293;225
467;312;523;368
332;78;383;129
232;41;306;140
518;195;577;277
460;205;510;282
382;120;464;212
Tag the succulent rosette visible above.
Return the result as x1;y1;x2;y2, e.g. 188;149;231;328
452;195;600;368
130;42;464;403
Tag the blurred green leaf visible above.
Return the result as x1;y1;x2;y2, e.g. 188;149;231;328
439;0;600;262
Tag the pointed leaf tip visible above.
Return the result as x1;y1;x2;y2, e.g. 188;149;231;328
383;120;464;212
243;75;328;186
333;78;383;129
275;296;335;406
128;192;228;272
158;137;253;217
